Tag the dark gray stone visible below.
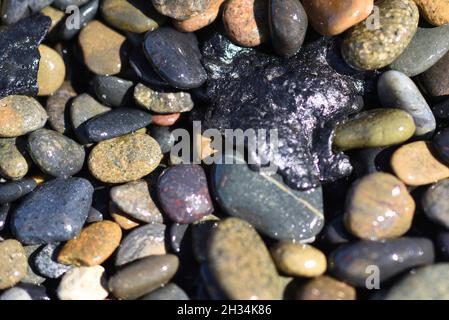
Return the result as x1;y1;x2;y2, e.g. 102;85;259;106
150;126;174;153
91;75;134;107
0;178;37;204
140;283;189;300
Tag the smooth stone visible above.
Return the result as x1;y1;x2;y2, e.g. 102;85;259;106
207;218;283;300
391;141;449;186
110;202;140;230
1;0;53;25
101;0;166;33
192;215;219;263
41;6;65;32
12;178;93;245
59;0;99;40
81;108;152;143
143;27;207;89
53;0;89;10
302;0;373;36
152;113;180;126
173;0;223;32
322;215;353;244
269;0;307;57
334;109;415;150
88;133;162;184
0;138;28;180
169;223;188;253
86;207;103;223
46;81;77;134
150;126;175;154
37;45;65;96
342;0;419;70
129;49;170;88
296;275;356;300
433;99;449;120
134;83;194;114
58;221;122;266
270;242;326;277
0;203;9;231
21;245;46;285
140;283;189;300
385;263;449;299
329;237;434;287
115;223;166;267
414;0;449;26
377;70;435;136
27;129;85;178
0;287;32;300
34;243;72;278
91;75;134;108
79;20;126;76
109;254;179;300
0;178;37;203
390;25;449;77
158;164;213;224
0;240;28;289
344;172;415;240
14;283;49;300
0;95;47;138
422;179;449;229
57;266;108;300
434;128;449;165
110;180;162;224
212;157;324;241
151;0;210;20
437;233;449;259
420;50;449;97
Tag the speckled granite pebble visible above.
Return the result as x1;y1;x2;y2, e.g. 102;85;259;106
34;243;72;279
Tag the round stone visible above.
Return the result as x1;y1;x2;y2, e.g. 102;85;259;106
334;109;415;150
34;243;72;279
270;242;327;277
0;95;47;138
140;283;189;300
152;113;180;126
422;179;449;229
91;75;134;108
414;0;449;26
207;218;283;300
58;221;122;267
344;172;415;240
391;141;449;186
296;276;356;300
21;245;46;285
88;133;162;184
433;127;449;165
151;0;210;20
0;138;28;180
57;266;108;300
37;45;66;96
0;178;37;204
46;81;77;134
173;0;225;32
0;240;28;290
341;0;419;70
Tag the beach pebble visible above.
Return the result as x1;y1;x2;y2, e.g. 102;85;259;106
414;0;449;26
420;50;449;97
0;240;28;290
296;276;356;300
151;0;210;20
173;0;224;32
422;179;449;229
34;243;72;279
57;266;108;300
46;81;77;134
91;75;134;108
0;178;37;204
140;283;189;300
37;45;65;96
0;138;29;180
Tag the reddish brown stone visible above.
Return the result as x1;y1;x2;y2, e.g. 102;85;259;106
152;113;181;126
173;0;225;32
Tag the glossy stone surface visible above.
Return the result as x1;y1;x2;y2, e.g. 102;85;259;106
59;0;99;40
0;178;37;204
134;83;194;113
173;0;224;32
422;179;449;229
1;0;54;25
296;275;356;300
420;50;449;97
91;75;134;107
37;45;65;96
434;128;449;165
140;283;189;300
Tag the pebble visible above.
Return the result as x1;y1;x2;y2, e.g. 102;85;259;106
22;245;46;285
101;0;165;33
422;179;449;229
115;223;166;267
1;0;53;25
143;27;206;89
433;128;449;165
41;6;65;32
152;113;180;126
390;25;449;77
129;49;170;88
296;276;356;300
386;263;449;299
91;75;134;107
57;221;122;266
134;83;194;114
70;94;111;139
109;254;179;300
0;95;48;138
419;50;449;97
57;266;108;300
12;178;94;245
329;237;434;287
140;283;189;300
334;109;415;150
391;141;449;186
344;172;415;240
0;203;10;231
414;0;449;26
0;240;28;289
170;223;188;253
0;287;32;300
222;0;269;47
341;0;419;70
88;133;162;184
37;45;65;96
0;178;37;203
110;180;163;223
270;242;327;277
173;0;224;32
207;218;283;300
46;81;77;134
192;215;219;263
151;0;210;20
79;20;126;75
434;98;449;120
150;126;175;154
110;202;140;230
60;0;100;40
86;207;103;223
27;129;85;178
378;70;435;136
34;243;72;279
0;138;28;180
157;165;213;224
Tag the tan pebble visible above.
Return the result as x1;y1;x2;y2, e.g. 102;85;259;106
41;6;65;31
0;138;28;180
0;240;28;290
173;0;225;32
414;0;449;26
110;202;140;230
296;275;356;300
37;45;66;96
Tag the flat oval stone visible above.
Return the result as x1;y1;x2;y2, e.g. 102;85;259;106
223;0;269;47
27;129;85;178
334;109;415;150
0;240;28;290
57;266;108;300
88;133;162;184
152;113;180;126
129;49;170;88
390;25;449;77
302;0;373;36
391;141;449;186
212;158;324;241
173;0;224;32
34;243;72;279
296;275;356;300
109;254;179;300
46;81;77;134
37;45;65;96
143;27;206;89
422;179;449;228
329;237;434;287
115;223;166;267
157;164;213;224
342;0;419;70
0;178;37;203
79;20;126;76
207;218;283;300
140;283;189;300
151;0;210;20
91;75;134;108
110;180;162;223
414;0;449;26
269;0;307;57
0;95;47;138
0;138;28;180
59;0;99;40
433;127;449;165
344;172;415;240
377;70;435;136
58;221;122;266
12;178;94;245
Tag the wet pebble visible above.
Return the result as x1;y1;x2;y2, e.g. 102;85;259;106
59;0;99;40
433;127;449;165
140;283;189;300
150;126;175;154
34;243;72;279
0;240;28;290
422;179;449;229
0;203;10;231
0;287;32;300
57;266;108;300
152;113;180;126
170;223;188;253
110;202;140;230
420;50;449;97
91;75;134;108
22;245;46;285
37;45;65;96
0;138;28;180
151;0;210;20
414;0;449;26
296;276;356;300
46;81;77;134
173;0;224;32
0;178;37;203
